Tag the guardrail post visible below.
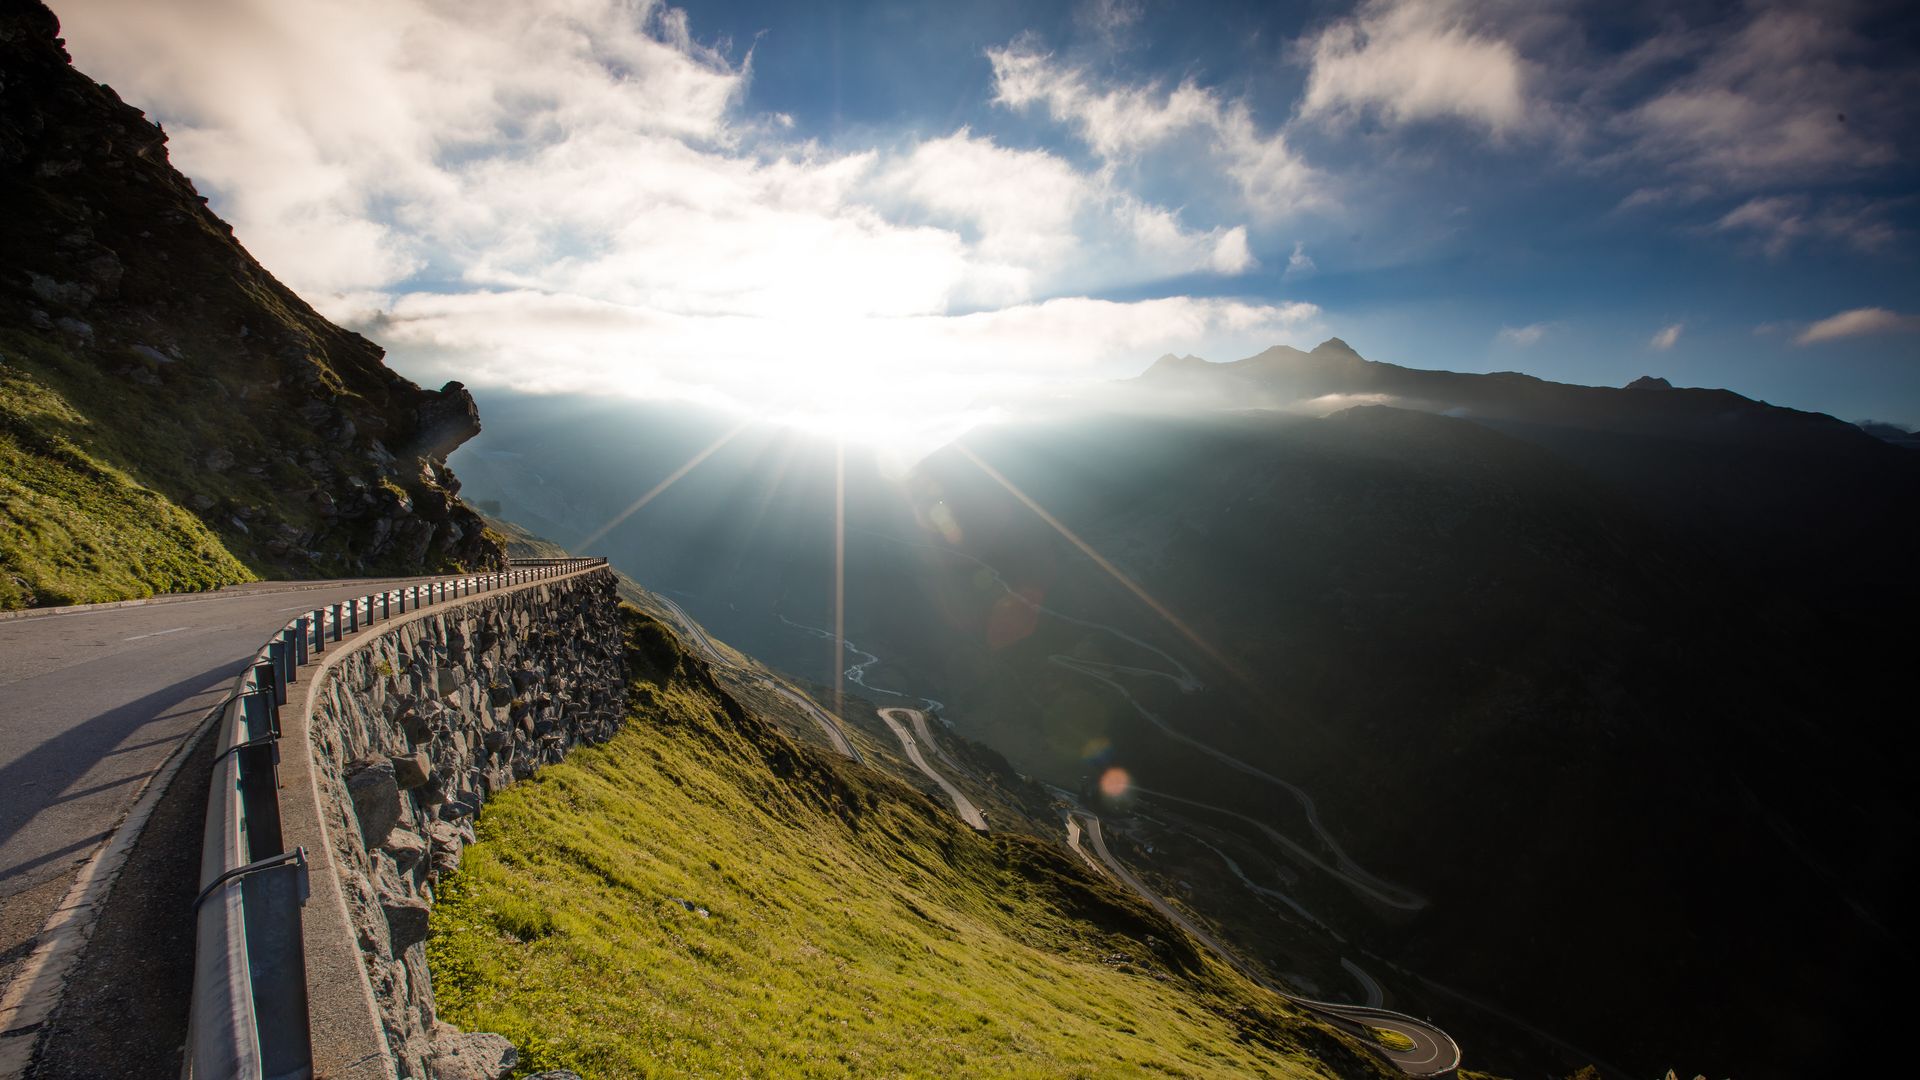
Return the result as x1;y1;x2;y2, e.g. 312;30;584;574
348;597;360;633
294;618;309;666
311;609;325;654
270;635;292;690
254;657;284;710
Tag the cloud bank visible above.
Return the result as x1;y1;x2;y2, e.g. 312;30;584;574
58;0;1301;444
1796;308;1920;346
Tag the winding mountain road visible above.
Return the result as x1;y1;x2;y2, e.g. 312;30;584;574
0;576;442;1066
876;708;986;830
652;595;864;764
1068;811;1459;1077
854;529;1423;912
907;708;964;775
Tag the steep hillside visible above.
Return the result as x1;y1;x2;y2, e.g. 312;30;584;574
429;607;1404;1079
0;2;502;608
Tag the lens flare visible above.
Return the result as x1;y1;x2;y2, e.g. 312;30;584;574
954;442;1246;683
575;418;751;550
1098;766;1132;799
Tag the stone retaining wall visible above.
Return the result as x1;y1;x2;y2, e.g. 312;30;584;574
304;570;623;1079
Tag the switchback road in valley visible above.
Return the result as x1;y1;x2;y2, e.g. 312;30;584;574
1068;810;1459;1077
651;595;864;764
0;578;434;1015
877;708;986;830
854;530;1424;912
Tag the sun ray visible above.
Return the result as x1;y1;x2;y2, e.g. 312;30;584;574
953;442;1248;684
833;438;847;725
574;418;752;551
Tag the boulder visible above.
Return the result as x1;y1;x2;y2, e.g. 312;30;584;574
428;1024;517;1080
344;758;403;848
380;829;429;873
398;707;433;744
428;820;466;877
391;751;434;790
383;894;432;955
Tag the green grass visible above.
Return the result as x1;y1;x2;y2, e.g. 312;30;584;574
428;610;1386;1079
0;357;253;608
1366;1028;1415;1053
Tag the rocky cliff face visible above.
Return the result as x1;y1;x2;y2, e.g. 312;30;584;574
0;1;503;603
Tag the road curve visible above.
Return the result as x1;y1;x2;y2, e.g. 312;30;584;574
0;573;460;1052
876;708;986;830
1069;811;1459;1077
906;708;964;774
651;594;865;764
652;593;730;666
0;579;440;903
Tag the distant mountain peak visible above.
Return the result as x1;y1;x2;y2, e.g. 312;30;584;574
1142;352;1209;376
1625;375;1674;391
1312;337;1361;356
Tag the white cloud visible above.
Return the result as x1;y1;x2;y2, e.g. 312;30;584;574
1795;308;1920;346
1284;241;1317;280
1713;196;1896;258
1618;8;1903;186
1076;0;1144;45
59;0;1293;443
872;130;1254;300
1649;323;1683;350
1496;323;1547;347
1299;0;1534;136
986;41;1317;219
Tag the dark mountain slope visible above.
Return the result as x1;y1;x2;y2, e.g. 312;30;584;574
919;403;1913;1078
0;2;501;607
1129;339;1920;586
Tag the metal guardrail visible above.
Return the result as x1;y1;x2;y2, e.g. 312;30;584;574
187;558;607;1079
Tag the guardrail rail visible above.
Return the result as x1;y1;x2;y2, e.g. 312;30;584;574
187;558;605;1079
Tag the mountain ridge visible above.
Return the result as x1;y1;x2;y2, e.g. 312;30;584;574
0;0;503;608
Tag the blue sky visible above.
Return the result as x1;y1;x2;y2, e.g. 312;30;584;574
58;0;1920;435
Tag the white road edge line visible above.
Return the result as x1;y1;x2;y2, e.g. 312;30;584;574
121;626;189;642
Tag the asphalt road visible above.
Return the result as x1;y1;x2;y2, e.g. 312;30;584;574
876;707;986;830
1069;811;1460;1077
0;578;433;985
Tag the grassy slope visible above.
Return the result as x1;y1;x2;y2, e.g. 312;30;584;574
429;610;1388;1079
0;352;252;606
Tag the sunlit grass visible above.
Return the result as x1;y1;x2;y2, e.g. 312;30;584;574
428;610;1384;1079
0;355;252;608
1367;1027;1415;1053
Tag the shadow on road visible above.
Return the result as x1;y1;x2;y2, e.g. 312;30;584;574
0;659;234;856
